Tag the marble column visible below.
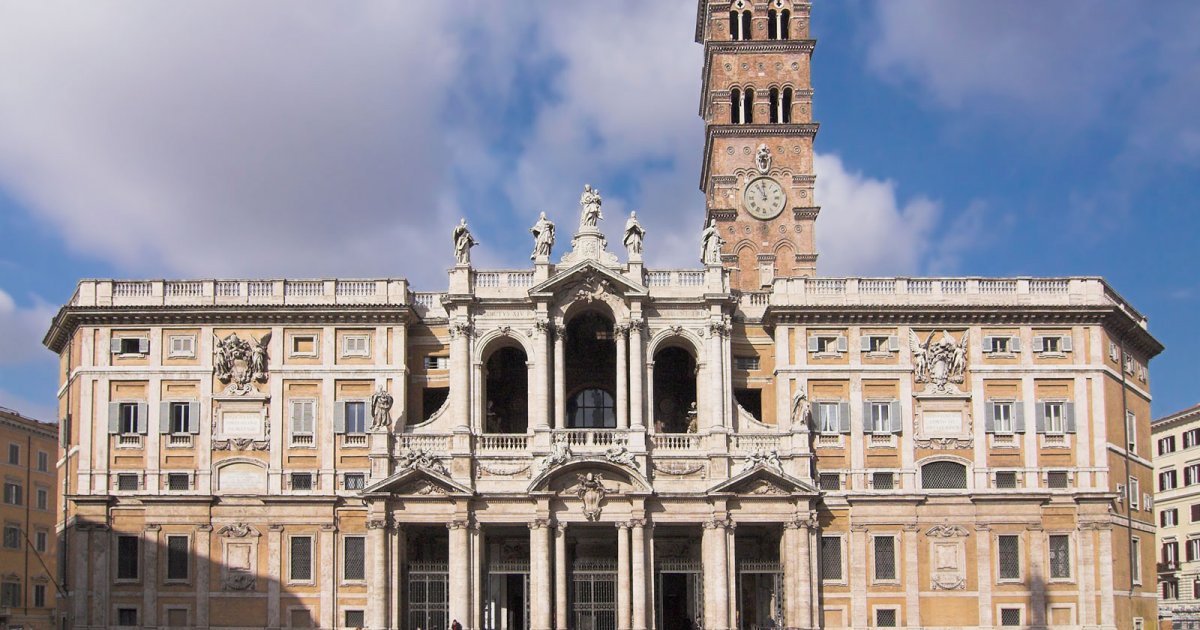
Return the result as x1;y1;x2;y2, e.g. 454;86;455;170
782;522;801;630
473;525;485;630
707;324;726;430
451;322;472;430
367;519;389;630
196;525;212;628
631;520;648;630
616;325;629;429
702;520;729;630
617;522;632;630
449;519;472;628
554;326;566;429
530;519;554;630
555;523;569;630
629;321;645;429
533;322;551;430
319;525;336;630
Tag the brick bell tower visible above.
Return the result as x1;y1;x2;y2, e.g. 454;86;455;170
695;0;818;291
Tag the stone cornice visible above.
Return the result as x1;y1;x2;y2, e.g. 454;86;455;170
701;124;820;192
0;410;58;439
43;304;413;353
700;40;818;118
1153;402;1200;431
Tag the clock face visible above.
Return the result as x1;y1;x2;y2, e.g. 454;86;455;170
743;176;786;220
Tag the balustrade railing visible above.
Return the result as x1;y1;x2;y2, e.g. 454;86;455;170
115;434;144;449
732;434;782;452
478;434;529;451
651;434;700;450
397;434;451;452
166;434;193;448
556;429;624;448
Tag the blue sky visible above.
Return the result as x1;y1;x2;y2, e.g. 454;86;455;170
0;1;1196;422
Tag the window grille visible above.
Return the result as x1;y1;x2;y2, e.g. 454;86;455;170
921;461;967;490
872;472;894;490
1000;608;1021;626
168;474;189;491
998;535;1020;580
733;356;760;371
2;526;18;549
290;537;313;581
344;473;365;490
117;474;139;491
819;473;841;491
345;610;366;628
1047;471;1070;489
820;537;842;581
1048;535;1071;579
874;536;896;580
166;535;189;580
875;609;897;627
344;536;366;581
117;535;139;580
291;473;314;491
995;471;1018;489
117;608;139;626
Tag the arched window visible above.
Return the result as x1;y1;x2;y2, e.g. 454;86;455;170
653;346;697;433
769;88;780;123
731;88;742;124
780;9;791;39
568;389;615;429
782;87;793;123
742;11;753;40
768;9;778;40
484;346;528;434
730;9;752;40
921;461;968;490
743;88;754;124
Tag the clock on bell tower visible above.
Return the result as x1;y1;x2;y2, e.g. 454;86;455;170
695;0;818;291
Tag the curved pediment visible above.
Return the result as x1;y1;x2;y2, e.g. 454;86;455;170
364;466;473;498
707;465;817;497
527;457;651;495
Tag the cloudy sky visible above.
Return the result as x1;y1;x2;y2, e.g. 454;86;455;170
1;1;1197;421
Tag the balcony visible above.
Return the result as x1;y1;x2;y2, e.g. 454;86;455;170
478;434;529;453
1159;561;1180;574
555;429;625;449
165;434;193;448
651;434;701;451
115;434;143;449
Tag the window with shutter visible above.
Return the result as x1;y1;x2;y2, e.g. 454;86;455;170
167;335;195;358
342;335;370;357
290;400;316;445
816;402;840;434
868;402;890;434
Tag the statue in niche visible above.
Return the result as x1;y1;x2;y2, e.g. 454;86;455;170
214;332;271;395
686;402;699;433
623;211;646;256
755;143;772;174
452;218;477;265
369;387;393;431
790;386;811;430
579;184;603;228
530;211;555;260
910;330;969;393
576;472;607;521
700;218;725;264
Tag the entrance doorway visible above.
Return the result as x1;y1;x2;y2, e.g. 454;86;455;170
572;558;617;630
484;562;529;630
655;560;703;630
736;562;783;630
405;526;449;630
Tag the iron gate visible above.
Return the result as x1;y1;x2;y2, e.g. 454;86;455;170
484;560;530;630
655;559;703;630
736;561;783;630
572;558;617;630
408;561;449;630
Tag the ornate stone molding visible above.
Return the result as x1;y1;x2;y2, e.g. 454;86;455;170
366;518;389;531
449;322;474;340
396;448;449;476
217;523;259;538
926;524;970;538
910;330;968;395
447;519;471;531
214;332;271;396
651;460;706;477
528;518;551;530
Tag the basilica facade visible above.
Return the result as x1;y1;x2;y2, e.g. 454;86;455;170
44;2;1162;630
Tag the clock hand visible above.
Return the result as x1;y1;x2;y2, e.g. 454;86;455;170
759;182;768;200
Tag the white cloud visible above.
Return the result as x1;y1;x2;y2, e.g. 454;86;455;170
0;288;57;366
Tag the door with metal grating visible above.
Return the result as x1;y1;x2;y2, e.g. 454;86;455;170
655;560;703;630
736;561;783;630
408;561;449;630
484;561;530;630
572;559;617;630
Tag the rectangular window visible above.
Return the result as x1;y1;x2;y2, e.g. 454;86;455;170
1043;402;1065;434
816;402;841;434
344;473;365;490
291;473;314;491
1;582;22;607
1047;471;1070;489
167;335;195;358
1192;504;1200;523
998;535;1020;580
290;400;316;445
1000;608;1021;626
871;472;894;490
869;402;891;434
820;536;843;581
424;356;449;370
992;401;1014;433
732;356;760;371
818;473;841;491
344;536;366;581
1048;535;1071;579
345;401;367;434
37;451;48;472
1129;477;1140;510
342;335;370;357
1163;509;1179;527
168;473;190;491
1041;335;1062;353
7;443;17;465
865;335;895;353
116;337;148;355
986;336;1012;353
290;334;318;357
117;608;138;626
875;609;897;627
36;487;47;510
813;336;840;354
2;525;19;549
1162;470;1179;491
1132;537;1142;584
169;402;191;434
345;610;366;628
290;537;313;581
1126;411;1137;452
119;402;140;435
167;535;190;581
995;471;1018;489
33;583;45;607
117;474;139;491
1187;538;1200;562
873;536;896;581
35;529;47;552
1165;541;1180;565
2;481;21;505
1160;435;1178;455
117;535;140;580
1187;464;1200;486
1186;429;1200;449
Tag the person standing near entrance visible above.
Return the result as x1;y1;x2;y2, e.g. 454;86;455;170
451;620;462;630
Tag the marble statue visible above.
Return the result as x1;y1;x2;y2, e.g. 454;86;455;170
910;330;969;392
530;212;555;260
700;218;724;264
536;433;573;475
214;332;271;395
369;388;393;431
790;387;811;430
623;212;645;256
576;472;607;521
452;218;477;265
579;184;603;228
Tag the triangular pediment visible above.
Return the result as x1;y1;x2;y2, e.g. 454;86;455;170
707;466;816;496
530;260;647;299
363;466;473;498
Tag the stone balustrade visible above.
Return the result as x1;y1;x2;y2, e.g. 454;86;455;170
70;278;410;307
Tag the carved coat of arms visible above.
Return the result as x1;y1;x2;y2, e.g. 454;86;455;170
214;332;271;395
909;330;968;393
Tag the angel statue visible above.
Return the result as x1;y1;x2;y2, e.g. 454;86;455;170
909;330;969;393
529;212;555;260
249;332;271;382
623;211;646;256
700;218;724;264
790;386;811;431
579;184;603;228
369;387;394;431
452;218;477;265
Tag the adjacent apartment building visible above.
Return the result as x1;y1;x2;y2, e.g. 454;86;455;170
41;2;1163;630
1155;403;1200;629
0;407;58;630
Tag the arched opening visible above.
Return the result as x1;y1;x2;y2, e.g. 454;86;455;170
741;11;753;41
768;9;778;40
653;346;698;433
731;88;742;124
921;461;968;490
743;88;755;124
780;10;791;39
730;10;752;40
484;346;528;434
565;311;616;429
769;88;780;123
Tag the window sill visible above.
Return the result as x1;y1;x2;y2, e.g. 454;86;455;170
167;353;196;359
982;352;1017;359
810;352;844;359
1035;352;1068;358
862;351;896;359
